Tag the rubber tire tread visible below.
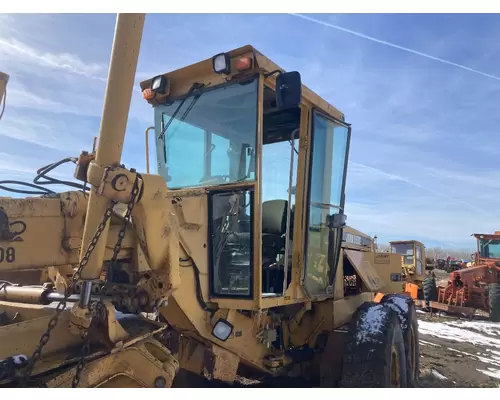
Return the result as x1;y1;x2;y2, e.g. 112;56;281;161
488;283;500;322
423;275;437;302
381;294;420;387
339;301;408;388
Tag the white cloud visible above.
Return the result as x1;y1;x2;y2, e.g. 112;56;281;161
0;152;39;175
0;112;94;152
5;81;106;116
0;37;106;80
345;159;499;248
345;200;482;250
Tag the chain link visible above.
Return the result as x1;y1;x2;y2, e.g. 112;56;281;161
71;176;140;388
19;175;141;388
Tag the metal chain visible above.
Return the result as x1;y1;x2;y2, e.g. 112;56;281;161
19;203;116;387
71;324;92;388
20;175;140;388
71;176;140;388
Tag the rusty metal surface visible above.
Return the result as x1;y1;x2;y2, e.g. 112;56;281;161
434;264;500;312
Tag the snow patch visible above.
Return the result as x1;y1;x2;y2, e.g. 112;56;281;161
473;354;500;367
447;348;467;356
386;296;410;315
418;320;500;348
382;297;411;330
447;320;500;337
486;349;500;358
355;305;385;344
431;369;448;380
420;340;441;347
477;368;500;379
447;348;500;367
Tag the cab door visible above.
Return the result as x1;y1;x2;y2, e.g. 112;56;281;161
303;110;351;297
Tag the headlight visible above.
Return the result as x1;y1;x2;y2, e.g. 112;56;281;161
151;75;168;94
212;53;230;75
211;318;233;341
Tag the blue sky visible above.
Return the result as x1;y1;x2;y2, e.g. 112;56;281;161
1;13;500;250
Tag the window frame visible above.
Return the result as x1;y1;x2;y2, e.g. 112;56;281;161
154;76;260;190
207;187;255;299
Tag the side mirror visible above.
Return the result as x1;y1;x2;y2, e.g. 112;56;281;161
327;213;347;229
276;71;302;109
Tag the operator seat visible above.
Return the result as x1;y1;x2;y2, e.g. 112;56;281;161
261;200;294;294
262;200;289;266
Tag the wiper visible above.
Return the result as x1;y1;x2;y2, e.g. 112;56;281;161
159;82;206;164
158;82;205;141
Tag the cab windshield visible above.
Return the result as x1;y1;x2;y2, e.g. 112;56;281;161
154;78;258;189
478;239;500;258
391;243;414;264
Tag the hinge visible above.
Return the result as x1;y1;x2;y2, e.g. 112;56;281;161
301;136;308;150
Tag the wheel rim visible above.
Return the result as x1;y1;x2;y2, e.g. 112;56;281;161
409;325;417;381
390;345;401;387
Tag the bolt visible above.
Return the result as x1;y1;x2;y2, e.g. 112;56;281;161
154;376;166;388
111;174;129;192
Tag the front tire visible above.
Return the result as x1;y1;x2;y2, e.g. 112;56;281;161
381;294;420;387
488;283;500;322
339;302;408;388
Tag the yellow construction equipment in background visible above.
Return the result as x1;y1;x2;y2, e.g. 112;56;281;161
388;240;429;300
0;14;419;388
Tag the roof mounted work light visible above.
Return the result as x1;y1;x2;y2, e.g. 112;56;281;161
212;53;231;75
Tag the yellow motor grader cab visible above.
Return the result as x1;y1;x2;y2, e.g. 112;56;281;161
389;240;428;299
0;14;419;388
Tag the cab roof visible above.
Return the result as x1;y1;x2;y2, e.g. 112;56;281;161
139;45;346;123
473;233;500;240
389;240;425;247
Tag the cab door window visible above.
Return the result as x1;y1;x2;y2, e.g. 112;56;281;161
304;112;350;296
415;245;423;275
